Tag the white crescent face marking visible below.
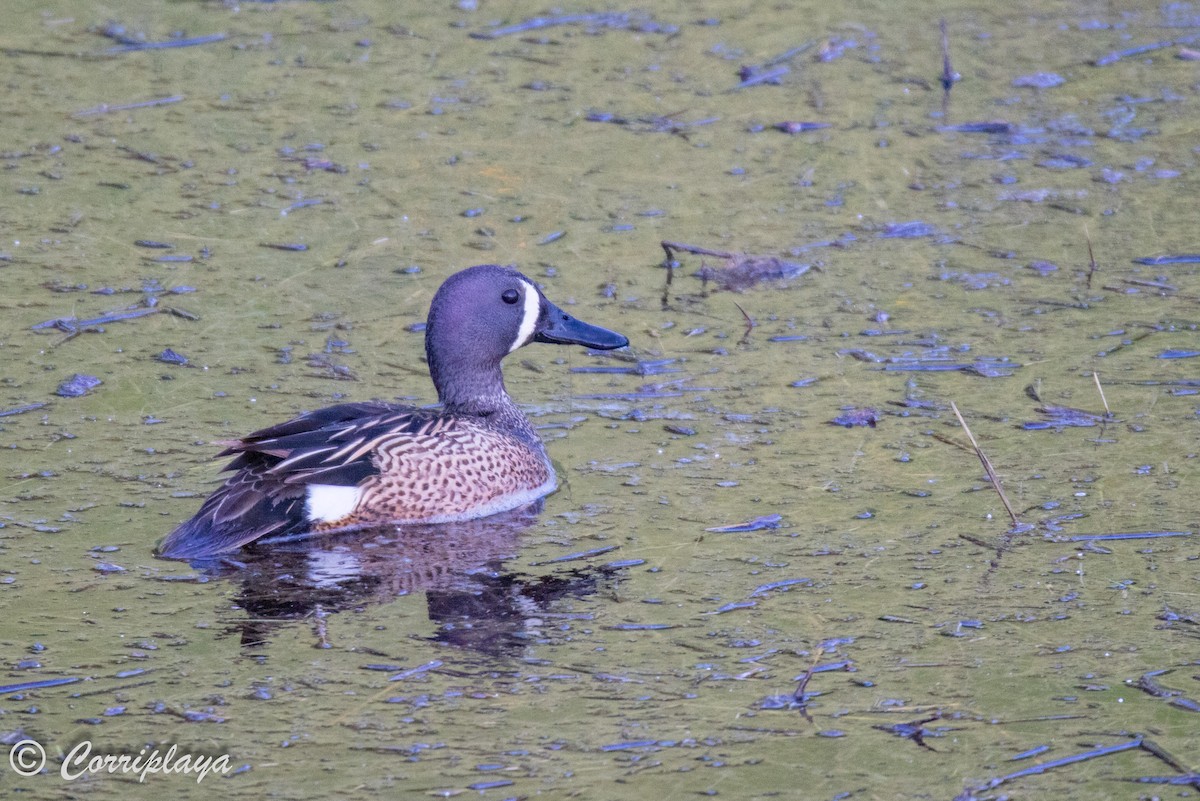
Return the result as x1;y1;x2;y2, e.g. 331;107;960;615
508;279;542;353
305;484;363;523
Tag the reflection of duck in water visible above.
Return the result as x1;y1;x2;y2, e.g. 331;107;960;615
209;508;630;657
158;265;628;560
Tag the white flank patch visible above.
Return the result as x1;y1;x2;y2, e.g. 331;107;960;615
305;484;363;523
508;280;542;353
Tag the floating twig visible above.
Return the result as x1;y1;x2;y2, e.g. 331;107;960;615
955;736;1143;801
530;545;621;565
388;659;443;682
1095;40;1173;66
1094;34;1200;66
1064;531;1191;542
749;577;813;597
662;240;736;261
705;514;784;533
280;197;326;216
659;240;812;295
732;41;815;90
72;94;185;118
0;402;48;418
759;41;816;70
950;401;1020;527
33;303;158;332
1132;253;1200;265
164;306;200;321
104;32;227;54
874;711;946;752
31;300;198;346
1132;669;1189;701
1123;277;1177;292
1022;403;1108;430
0;676;81;694
470;12;678;40
586;110;719;136
1138;736;1197;774
957;734;1200;800
773;121;831;134
734;64;789;90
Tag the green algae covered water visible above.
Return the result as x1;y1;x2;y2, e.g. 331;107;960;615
1;1;1198;798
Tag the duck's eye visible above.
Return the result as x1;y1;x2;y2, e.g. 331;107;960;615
501;288;520;305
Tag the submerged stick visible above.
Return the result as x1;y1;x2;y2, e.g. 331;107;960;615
661;240;737;309
940;19;955;91
732;41;816;91
0;402;48;418
72;94;185;118
471;12;678;40
105;33;227;54
1092;372;1110;415
1084;224;1098;289
662;240;737;260
939;18;958;114
950;401;1020;527
955;736;1143;801
789;647;824;722
732;300;756;340
1138;736;1197;775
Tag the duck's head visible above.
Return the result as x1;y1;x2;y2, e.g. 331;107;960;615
425;265;628;410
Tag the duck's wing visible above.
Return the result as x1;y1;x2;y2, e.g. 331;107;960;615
158;401;434;559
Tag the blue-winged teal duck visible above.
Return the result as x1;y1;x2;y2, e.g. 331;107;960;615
158;264;628;559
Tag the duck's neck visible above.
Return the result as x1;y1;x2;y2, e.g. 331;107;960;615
431;359;544;449
437;367;510;417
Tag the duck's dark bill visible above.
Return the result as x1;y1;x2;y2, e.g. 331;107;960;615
535;301;628;350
